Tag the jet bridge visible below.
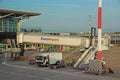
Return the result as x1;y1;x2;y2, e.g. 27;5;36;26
17;33;90;48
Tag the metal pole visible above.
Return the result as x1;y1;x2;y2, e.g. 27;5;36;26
2;53;7;64
97;0;102;60
88;14;91;34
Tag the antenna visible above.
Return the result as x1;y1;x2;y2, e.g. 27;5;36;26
88;14;91;34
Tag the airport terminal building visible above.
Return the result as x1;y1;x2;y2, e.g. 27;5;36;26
0;9;40;49
0;9;90;51
0;9;40;40
0;9;109;52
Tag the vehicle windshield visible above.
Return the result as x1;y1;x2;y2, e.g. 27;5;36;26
36;56;43;60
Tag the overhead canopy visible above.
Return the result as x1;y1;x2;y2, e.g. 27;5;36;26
0;8;41;17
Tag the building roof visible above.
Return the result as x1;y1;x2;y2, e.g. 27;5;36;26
0;8;41;17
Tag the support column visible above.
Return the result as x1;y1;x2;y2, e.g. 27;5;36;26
17;21;21;33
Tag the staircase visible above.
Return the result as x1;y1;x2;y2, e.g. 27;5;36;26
73;46;97;69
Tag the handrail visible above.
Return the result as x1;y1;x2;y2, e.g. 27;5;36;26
73;46;93;68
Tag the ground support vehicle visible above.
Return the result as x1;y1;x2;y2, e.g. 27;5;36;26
35;52;65;68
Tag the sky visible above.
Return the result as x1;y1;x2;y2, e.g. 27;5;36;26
0;0;120;33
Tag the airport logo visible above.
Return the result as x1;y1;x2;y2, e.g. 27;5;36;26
41;37;59;41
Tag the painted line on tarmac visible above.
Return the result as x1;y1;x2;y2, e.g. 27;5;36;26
3;63;65;74
0;70;9;74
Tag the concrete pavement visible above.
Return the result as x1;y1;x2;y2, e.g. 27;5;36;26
0;63;120;80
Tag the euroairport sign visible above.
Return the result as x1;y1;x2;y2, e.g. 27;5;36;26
41;37;59;41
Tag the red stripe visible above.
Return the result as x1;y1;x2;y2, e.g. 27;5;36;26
98;7;102;29
97;51;102;60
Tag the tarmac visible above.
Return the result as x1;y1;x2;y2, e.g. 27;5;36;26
103;46;120;78
1;46;120;79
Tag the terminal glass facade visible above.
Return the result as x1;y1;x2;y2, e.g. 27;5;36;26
0;17;17;32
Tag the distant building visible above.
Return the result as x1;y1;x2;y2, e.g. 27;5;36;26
107;33;120;45
60;32;70;36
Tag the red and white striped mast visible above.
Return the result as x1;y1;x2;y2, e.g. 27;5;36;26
97;0;102;60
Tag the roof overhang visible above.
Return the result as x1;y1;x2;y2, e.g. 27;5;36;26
0;8;41;18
